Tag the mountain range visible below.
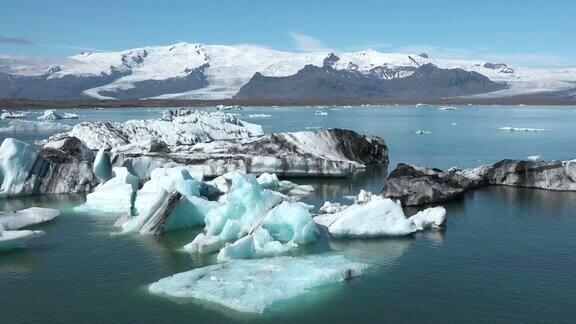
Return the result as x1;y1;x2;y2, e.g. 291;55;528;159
1;42;575;102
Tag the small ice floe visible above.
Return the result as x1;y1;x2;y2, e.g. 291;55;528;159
451;122;458;126
414;129;431;135
0;207;60;230
0;111;29;119
499;127;549;132
216;105;242;111
305;126;321;130
527;155;543;162
330;108;339;111
248;114;271;118
437;106;458;111
0;120;72;132
148;253;368;313
0;226;44;252
37;109;79;120
314;110;328;116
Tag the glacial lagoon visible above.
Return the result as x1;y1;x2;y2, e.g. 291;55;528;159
2;105;576;323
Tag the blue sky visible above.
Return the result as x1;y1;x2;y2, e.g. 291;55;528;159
0;0;574;66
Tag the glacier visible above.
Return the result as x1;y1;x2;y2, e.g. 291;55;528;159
148;254;368;313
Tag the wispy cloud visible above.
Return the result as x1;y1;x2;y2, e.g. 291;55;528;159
0;35;35;45
288;32;330;52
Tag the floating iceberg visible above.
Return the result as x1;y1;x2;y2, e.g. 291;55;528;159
414;129;431;135
0;226;44;252
315;110;328;116
119;167;214;234
75;167;139;213
527;155;543;162
41;110;263;150
0;111;28;119
248;114;271;118
0;138;38;198
314;193;446;238
149;254;368;313
437;106;458;111
0;207;60;230
185;174;319;260
499;127;549;132
0;120;72;133
217;202;319;262
37;109;79;120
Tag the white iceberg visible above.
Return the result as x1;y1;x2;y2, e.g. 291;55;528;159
75;167;140;213
37;109;79;120
0;226;44;252
314;193;446;238
0;120;72;133
0;111;28;119
408;206;446;231
41;110;263;150
0;207;59;230
499;127;549;132
527;155;543;162
248;114;271;118
148;254;368;313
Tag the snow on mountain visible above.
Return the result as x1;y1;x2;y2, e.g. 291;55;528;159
4;42;576;100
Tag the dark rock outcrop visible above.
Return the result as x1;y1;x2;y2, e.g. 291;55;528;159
382;159;576;206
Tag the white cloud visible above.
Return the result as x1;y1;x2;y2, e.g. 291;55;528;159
288;32;330;52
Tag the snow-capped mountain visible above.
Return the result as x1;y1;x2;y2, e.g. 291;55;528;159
1;42;575;100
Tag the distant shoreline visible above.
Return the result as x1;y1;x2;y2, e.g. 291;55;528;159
0;97;575;109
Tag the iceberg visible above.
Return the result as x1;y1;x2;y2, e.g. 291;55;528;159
185;174;319;259
148;254;368;313
118;166;215;234
0;226;45;252
40;110;263;150
0;138;38;198
408;206;446;231
93;148;112;183
0;207;60;230
314;193;446;238
527;155;543;162
499;127;549;132
0;120;72;133
0;111;28;119
37;109;79;120
75;167;139;213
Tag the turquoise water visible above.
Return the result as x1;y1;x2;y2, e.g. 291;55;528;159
1;105;576;323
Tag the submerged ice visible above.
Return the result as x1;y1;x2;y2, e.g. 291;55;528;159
149;254;368;313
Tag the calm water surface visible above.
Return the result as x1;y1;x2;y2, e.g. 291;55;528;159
1;105;576;323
